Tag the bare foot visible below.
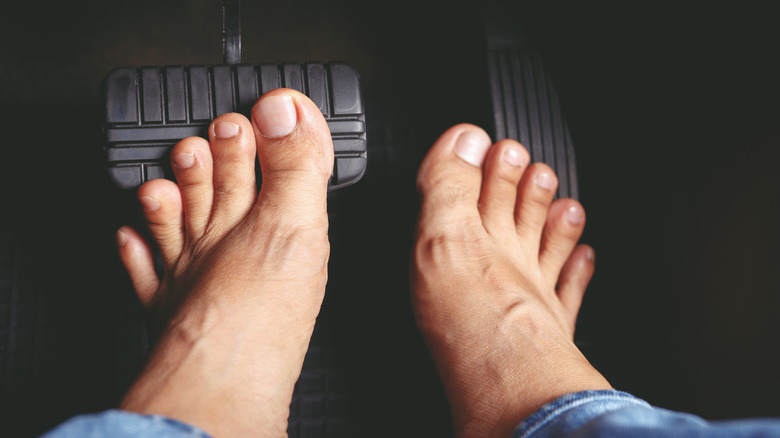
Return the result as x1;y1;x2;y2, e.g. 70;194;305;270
115;89;333;437
411;124;611;438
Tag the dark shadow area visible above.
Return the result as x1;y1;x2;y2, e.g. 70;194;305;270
518;1;780;418
1;1;778;436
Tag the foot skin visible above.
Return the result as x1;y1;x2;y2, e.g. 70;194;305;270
115;89;334;437
412;124;611;438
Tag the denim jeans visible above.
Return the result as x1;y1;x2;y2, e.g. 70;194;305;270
512;390;780;438
43;390;780;437
41;410;210;438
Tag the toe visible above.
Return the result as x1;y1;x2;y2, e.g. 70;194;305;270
556;244;596;334
116;226;159;307
478;139;530;236
539;199;586;277
208;112;258;231
417;124;492;230
137;179;184;269
250;89;334;230
514;163;558;252
170;136;213;239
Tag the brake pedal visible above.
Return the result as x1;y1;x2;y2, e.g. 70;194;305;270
101;1;366;192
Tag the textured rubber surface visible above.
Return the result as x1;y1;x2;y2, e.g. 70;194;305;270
102;62;367;191
487;49;579;200
287;324;359;437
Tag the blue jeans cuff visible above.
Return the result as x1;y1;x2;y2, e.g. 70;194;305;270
41;409;212;438
512;389;650;438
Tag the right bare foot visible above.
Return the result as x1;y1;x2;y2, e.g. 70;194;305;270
411;124;611;438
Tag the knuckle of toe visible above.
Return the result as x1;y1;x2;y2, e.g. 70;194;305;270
263;139;332;178
149;223;182;242
495;169;520;185
527;191;554;208
215;148;252;167
250;223;330;276
176;178;208;190
263;168;318;187
422;182;477;210
414;221;486;267
515;215;544;233
417;167;451;191
213;183;247;199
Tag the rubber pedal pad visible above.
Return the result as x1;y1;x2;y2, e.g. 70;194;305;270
102;62;367;191
487;50;578;200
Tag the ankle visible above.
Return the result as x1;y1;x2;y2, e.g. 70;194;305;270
449;327;610;438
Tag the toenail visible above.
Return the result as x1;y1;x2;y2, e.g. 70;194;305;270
116;230;127;247
565;205;585;225
534;172;556;190
172;152;195;169
253;95;297;138
140;196;160;212
213;121;240;139
586;247;596;262
502;146;527;167
453;130;491;167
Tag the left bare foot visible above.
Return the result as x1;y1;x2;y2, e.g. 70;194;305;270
116;89;334;437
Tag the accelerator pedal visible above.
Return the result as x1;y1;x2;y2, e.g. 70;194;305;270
484;2;578;200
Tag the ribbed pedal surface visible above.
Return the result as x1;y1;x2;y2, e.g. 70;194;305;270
487;49;578;200
287;329;359;437
103;62;366;191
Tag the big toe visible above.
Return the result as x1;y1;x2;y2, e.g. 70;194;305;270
250;89;334;231
416;124;492;230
